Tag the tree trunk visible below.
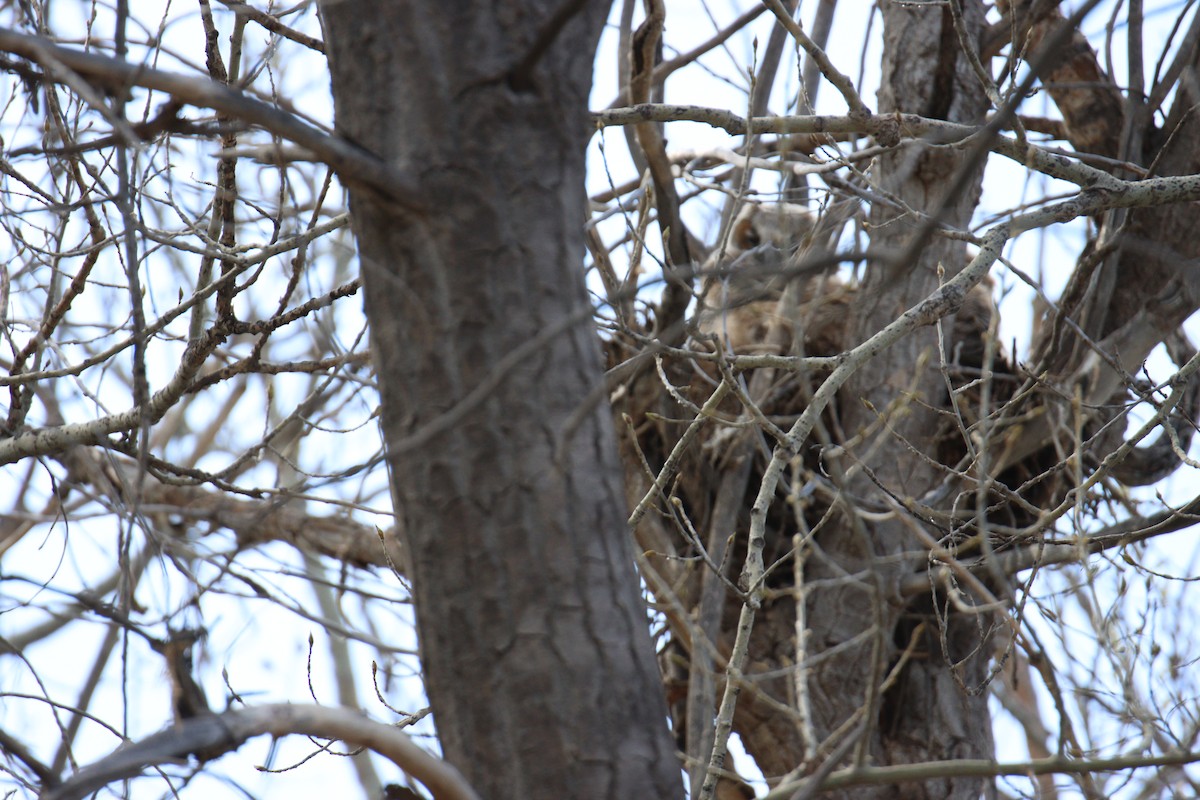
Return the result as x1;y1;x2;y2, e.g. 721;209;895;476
808;3;996;798
319;4;682;798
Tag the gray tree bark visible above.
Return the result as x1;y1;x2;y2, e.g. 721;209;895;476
688;8;997;794
809;3;995;798
318;4;682;798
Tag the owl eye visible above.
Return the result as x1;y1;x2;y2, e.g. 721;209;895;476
733;218;761;250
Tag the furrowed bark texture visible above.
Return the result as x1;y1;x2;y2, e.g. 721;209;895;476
319;3;681;798
806;3;994;798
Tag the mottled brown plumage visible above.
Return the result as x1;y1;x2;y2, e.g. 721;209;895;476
606;203;1018;785
697;203;849;357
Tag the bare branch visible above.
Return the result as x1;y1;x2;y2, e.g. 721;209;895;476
0;27;421;208
764;749;1200;798
43;704;480;800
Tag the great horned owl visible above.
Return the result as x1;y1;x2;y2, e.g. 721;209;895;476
696;203;850;357
947;273;998;370
695;203;998;365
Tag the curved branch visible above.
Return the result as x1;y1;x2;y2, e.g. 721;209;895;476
762;0;871;119
629;0;695;339
592;104;1138;190
0;28;422;209
213;0;325;53
1110;329;1200;486
0;329;226;465
43;704;480;800
763;748;1200;799
0;726;58;789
